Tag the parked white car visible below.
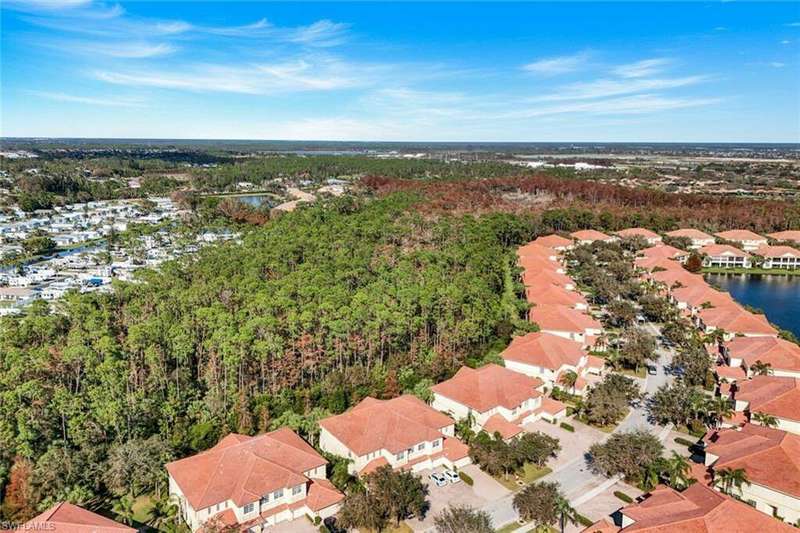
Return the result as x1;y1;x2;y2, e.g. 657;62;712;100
429;472;447;487
444;469;460;483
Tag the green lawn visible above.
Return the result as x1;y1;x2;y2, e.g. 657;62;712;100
131;494;154;525
619;367;647;379
496;523;521;533
493;463;552;491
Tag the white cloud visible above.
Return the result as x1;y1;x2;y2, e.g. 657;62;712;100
533;75;710;102
522;51;590;75
30;91;145;107
613;58;671;78
286;19;351;47
73;41;176;58
3;0;93;11
769;62;786;68
513;93;719;118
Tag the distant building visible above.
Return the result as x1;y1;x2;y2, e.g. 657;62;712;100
17;502;135;533
699;244;752;268
570;229;616;245
714;230;768;251
756;245;800;269
615;227;662;245
665;228;716;249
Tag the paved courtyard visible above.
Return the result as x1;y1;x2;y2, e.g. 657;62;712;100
523;418;607;471
569;481;644;532
406;464;510;532
266;519;319;533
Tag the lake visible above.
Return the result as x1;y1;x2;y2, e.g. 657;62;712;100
704;273;800;339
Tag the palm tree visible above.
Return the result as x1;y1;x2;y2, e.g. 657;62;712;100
640;460;663;491
558;371;579;395
664;452;692;490
113;494;136;526
554;495;579;533
704;328;727;347
752;412;779;428
595;332;610;352
750;360;773;376
715;467;749;496
706;397;733;429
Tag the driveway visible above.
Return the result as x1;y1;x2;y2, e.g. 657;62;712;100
407;464;510;532
266;519;319;533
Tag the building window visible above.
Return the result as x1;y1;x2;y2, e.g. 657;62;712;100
418;443;424;451
433;439;441;448
260;495;269;505
292;485;302;496
243;503;255;514
396;451;405;460
273;489;284;499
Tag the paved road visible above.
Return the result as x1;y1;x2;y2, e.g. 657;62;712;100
486;320;676;530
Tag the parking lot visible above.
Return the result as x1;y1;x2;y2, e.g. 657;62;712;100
406;464;510;532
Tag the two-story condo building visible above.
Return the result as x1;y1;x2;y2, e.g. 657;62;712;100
756;245;800;269
699;244;752;268
318;395;470;477
722;336;800;378
638;244;688;262
704;424;800;524
529;304;604;346
670;284;737;316
665;228;716;249
431;364;566;441
725;376;800;435
615;227;662;245
582;483;795;533
522;269;575;291
714;230;768;251
167;428;343;532
526;282;589;310
500;331;604;396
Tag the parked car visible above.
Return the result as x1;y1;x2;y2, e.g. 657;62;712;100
429;472;447;487
647;365;657;375
444;469;461;483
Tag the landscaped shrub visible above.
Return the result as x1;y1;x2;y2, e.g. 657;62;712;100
674;437;695;447
576;513;594;527
614;491;634;503
560;422;575;432
459;471;474;486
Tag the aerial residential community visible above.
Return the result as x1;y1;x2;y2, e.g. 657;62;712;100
2;0;800;532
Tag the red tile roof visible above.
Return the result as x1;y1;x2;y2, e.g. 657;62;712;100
522;269;574;288
767;230;800;243
518;256;562;273
715;365;747;381
698;305;777;336
570;229;614;242
665;228;715;241
530;304;603;333
648;268;706;289
166;428;327;510
540;397;567;416
756;245;800;258
517;242;559;259
639;244;686;259
483;413;523;440
582;518;620;533
432;364;543;413
18;503;135;533
533;234;573;248
319;395;453;456
671;284;737;309
305;478;345;512
527;283;587;307
734;376;800;422
616;228;661;239
617;483;794;532
714;229;767;242
358;456;389;476
500;331;586;371
698;244;750;258
724;336;800;372
705;424;800;498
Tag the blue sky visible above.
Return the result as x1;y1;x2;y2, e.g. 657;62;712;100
2;1;799;142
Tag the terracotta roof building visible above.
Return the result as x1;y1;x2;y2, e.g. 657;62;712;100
532;234;574;250
318;395;470;476
696;304;777;339
15;503;135;533
584;483;795;532
726;376;800;435
723;336;800;378
570;229;616;244
665;228;716;249
699;244;752;269
714;230;768;251
670;284;737;315
704;424;800;523
167;428;343;532
529;304;603;345
432;364;564;439
500;331;602;395
526;282;588;309
756;245;800;269
767;230;800;244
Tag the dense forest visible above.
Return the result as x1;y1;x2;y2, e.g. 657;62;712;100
0;193;534;518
